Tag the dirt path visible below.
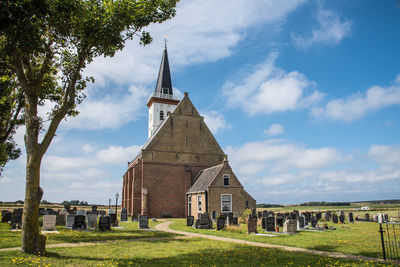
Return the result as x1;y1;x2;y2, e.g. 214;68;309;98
155;220;387;264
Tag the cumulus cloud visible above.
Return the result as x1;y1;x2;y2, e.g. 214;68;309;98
85;0;305;87
292;5;352;48
264;124;285;136
222;52;323;115
312;74;400;122
202;110;231;134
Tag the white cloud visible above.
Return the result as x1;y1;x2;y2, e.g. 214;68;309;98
292;6;352;48
202;110;231;134
85;0;305;87
368;145;400;167
223;52;323;115
264;124;285;136
312;74;400;122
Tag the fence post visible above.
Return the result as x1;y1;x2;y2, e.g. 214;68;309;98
379;223;386;260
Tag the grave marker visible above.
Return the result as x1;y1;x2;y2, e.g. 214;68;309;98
187;216;194;226
42;215;56;231
332;214;338;223
87;214;98;228
194;213;212;229
283;219;297;233
72;215;87;230
298;216;305;228
217;216;226;230
66;215;75;228
348;212;354;223
139;214;149;229
56;214;66;226
121;208;128;222
98;216;111;231
247;215;258;234
266;216;275;232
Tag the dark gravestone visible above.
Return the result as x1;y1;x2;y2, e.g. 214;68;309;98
290;212;297;220
217;217;226;230
262;211;268;218
348;212;354;223
261;218;266;229
266;216;275;232
365;213;370;221
304;213;311;224
72;207;77;214
275;214;284;227
332;214;338;223
231;217;238;225
226;212;234;225
131;214;138;222
339;214;345;223
98;216;111;231
299;216;305;228
187;216;194;226
257;212;262;219
99;210;106;216
2;212;11;223
247;215;258;234
121;208;128;222
11;209;23;228
139;214;149;229
194;213;212;229
1;210;9;216
316;212;322;220
56;214;66;226
39;208;46;215
311;216;318;227
72;215;86;230
110;214;117;226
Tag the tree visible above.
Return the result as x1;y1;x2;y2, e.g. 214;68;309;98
0;0;178;254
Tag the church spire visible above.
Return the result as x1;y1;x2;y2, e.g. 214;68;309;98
154;41;173;96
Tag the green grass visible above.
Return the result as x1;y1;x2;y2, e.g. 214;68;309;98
169;219;386;258
0;237;392;266
0;221;177;249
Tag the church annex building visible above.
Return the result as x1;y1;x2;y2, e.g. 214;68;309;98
121;46;256;219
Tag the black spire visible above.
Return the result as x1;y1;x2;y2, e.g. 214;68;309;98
155;44;173;95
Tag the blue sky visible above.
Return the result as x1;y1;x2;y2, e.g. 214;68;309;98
1;0;400;204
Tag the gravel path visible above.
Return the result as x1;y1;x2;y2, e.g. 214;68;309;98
155;220;387;264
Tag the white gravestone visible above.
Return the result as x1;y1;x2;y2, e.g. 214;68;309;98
42;215;56;231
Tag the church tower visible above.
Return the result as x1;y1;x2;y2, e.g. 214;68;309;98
147;43;180;138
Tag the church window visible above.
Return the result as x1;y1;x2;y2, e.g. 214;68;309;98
188;196;192;216
160;111;164;120
163;88;169;94
221;194;232;213
223;174;230;186
197;195;202;212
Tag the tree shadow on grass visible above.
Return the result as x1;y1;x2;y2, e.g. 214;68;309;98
306;244;339;252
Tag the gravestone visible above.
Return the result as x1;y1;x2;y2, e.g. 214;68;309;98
42;215;56;231
1;210;9;216
275;213;284;227
99;210;106;216
98;216;111;231
194;213;212;229
339;214;345;223
231;217;238;225
139;214;149;229
290;212;297;220
261;218;266;229
66;215;75;228
298;216;305;228
247;215;258;234
332;214;338;223
217;216;226;230
1;212;11;223
91;205;98;214
87;214;98;228
187;216;194;226
316;212;322;220
72;215;86;230
266;216;275;232
11;209;23;228
310;216;318;227
325;212;330;221
348;212;354;223
262;211;268;218
39;208;46;215
56;214;66;226
110;213;117;226
131;213;138;222
365;213;370;221
304;212;311;224
226;212;234;225
121;208;128;222
283;219;297;233
72;207;77;214
384;214;389;221
257;212;262;219
76;210;86;216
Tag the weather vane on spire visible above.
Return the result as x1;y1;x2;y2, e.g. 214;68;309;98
164;34;168;48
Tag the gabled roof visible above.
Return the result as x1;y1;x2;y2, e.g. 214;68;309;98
187;164;224;193
155;46;173;95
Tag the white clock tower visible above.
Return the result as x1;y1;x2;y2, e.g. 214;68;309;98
147;43;180;138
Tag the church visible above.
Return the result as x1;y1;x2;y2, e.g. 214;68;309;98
121;45;256;219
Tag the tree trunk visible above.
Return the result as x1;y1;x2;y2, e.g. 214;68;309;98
21;91;46;254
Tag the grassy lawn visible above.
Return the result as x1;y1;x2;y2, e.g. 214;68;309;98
0;237;392;266
0;220;177;249
169;219;385;258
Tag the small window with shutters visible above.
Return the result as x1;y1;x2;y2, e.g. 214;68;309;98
223;174;230;186
160;111;164;120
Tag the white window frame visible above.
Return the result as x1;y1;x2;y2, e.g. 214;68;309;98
188;196;192;215
197;195;202;212
221;194;232;213
223;174;230;186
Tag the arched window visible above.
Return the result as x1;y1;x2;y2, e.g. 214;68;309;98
160;111;164;121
